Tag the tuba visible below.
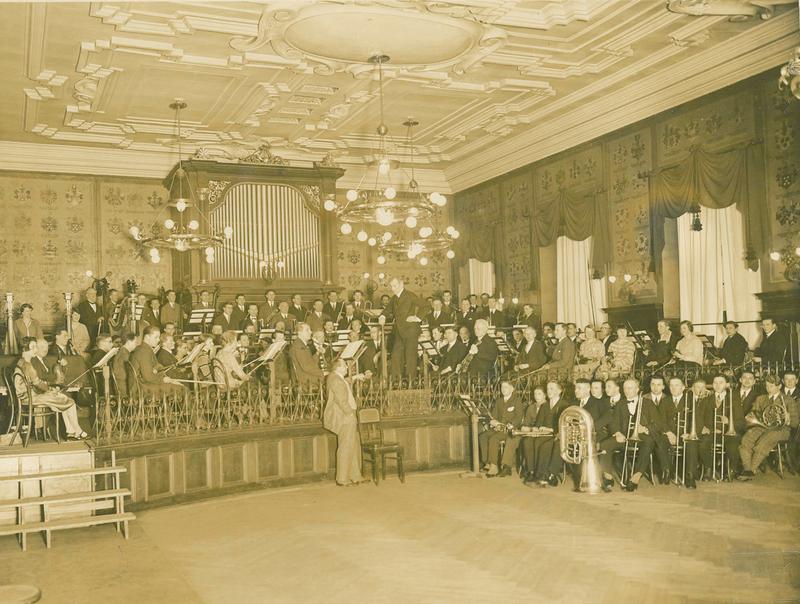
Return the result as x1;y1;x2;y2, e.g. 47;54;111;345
559;405;604;494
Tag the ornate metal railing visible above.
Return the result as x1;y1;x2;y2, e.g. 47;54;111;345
91;360;797;446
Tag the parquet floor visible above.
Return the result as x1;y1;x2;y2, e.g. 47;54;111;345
1;471;798;603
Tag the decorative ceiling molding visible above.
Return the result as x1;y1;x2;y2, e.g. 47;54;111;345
666;0;795;21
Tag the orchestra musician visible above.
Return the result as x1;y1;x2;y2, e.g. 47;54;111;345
566;378;611;490
161;289;186;331
573;325;605;379
698;374;742;480
597;325;636;379
714;321;749;366
240;304;261;332
738;373;798;481
290;322;324;387
214;330;250;390
437;326;467;375
441;290;457;313
540;323;576;378
70;310;91;356
112;334;138;396
482;297;507;329
733;370;758;418
76;287;103;343
753;318;787;364
478;380;523;477
289;293;307;322
306;299;328;334
598;378;658;492
455;298;476;332
513;326;546;374
521;380;568;487
645;320;679;367
664;377;699;488
311;330;334;374
129;326;185;398
337;302;359;331
324;291;344;323
231;294;248;329
425;298;452;331
598;322;615;352
212;302;237;332
516;303;538;329
13;303;44;348
673;320;704;367
644;375;671;484
269;301;297;333
465;319;498;377
259;290;279;324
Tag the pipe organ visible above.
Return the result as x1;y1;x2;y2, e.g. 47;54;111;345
167;158;344;299
210;183;321;281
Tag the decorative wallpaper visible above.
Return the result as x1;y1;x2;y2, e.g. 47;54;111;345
0;172;172;332
605;127;655;303
500;171;536;298
764;78;800;285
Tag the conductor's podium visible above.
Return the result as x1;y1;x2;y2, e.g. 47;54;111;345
0;442;133;550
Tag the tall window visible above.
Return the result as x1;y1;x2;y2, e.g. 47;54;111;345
556;236;607;328
468;259;495;296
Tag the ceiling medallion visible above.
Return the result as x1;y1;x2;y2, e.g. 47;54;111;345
230;2;506;76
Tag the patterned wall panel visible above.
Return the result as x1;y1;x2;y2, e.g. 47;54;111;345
763;79;800;285
0;172;171;331
535;145;602;203
606;128;655;303
499;170;535;298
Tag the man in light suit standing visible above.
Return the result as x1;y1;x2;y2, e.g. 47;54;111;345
323;359;364;486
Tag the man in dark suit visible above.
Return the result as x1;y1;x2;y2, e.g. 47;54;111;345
698;374;743;479
240;303;261;332
715;321;749;366
455;298;475;332
733;370;759;420
141;298;163;332
289;293;307;322
230;293;248;329
783;369;798;400
541;323;576;377
269;301;297;333
437;327;467;375
112;334;137;396
566;379;611;490
441;290;457;314
598;322;616;353
129;326;184;398
259;290;279;325
76;287;103;343
479;380;524;477
324;291;344;324
646;320;679;367
644;375;671;484
212;302;237;332
754;318;787;364
351;290;368;314
306;299;328;333
382;278;422;380
522;380;570;486
513;326;547;373
587;379;613;441
598;378;659;492
290;323;324;387
337;302;360;331
516;304;538;329
425;298;452;332
483;297;507;330
466;319;498;377
161;289;185;331
663;377;699;488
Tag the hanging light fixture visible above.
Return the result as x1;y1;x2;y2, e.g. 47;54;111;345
689;204;703;232
130;99;229;255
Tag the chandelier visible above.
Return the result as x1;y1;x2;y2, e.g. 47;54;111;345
129;99;231;265
779;48;800;100
323;55;458;265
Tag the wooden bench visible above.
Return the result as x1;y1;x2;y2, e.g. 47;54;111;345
0;452;134;551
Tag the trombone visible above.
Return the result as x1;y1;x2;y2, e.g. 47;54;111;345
711;389;736;481
621;394;643;487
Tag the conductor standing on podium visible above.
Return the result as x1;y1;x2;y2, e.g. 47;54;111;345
381;278;422;381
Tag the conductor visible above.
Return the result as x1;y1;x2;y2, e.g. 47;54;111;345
380;278;422;381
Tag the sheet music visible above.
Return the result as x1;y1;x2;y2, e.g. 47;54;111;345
339;340;365;361
92;347;118;368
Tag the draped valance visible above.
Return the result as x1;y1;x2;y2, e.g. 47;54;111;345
530;189;611;273
651;142;767;269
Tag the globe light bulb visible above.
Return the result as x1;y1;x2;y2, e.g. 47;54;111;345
175;199;187;213
276;260;285;269
383;231;393;241
205;246;215;256
623;273;632;282
378;272;385;279
164;219;175;230
608;275;617;284
363;272;370;279
346;189;358;202
368;237;377;247
341;223;352;235
446;250;455;259
151;255;161;264
769;251;781;261
419;226;433;238
451;230;460;239
795;247;800;257
409;207;419;216
405;216;417;229
377;255;386;265
384;186;396;200
378;158;390;176
188;220;199;230
419;257;428;266
149;247;159;258
85;270;94;278
224;225;233;239
357;230;368;242
512;297;519;305
407;249;415;259
206;256;214;264
376;208;394;226
323;198;336;211
446;226;455;236
129;226;140;239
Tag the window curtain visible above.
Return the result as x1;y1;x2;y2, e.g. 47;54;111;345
676;205;762;347
468;259;495;296
556;236;607;328
652;142;767;272
532;189;611;274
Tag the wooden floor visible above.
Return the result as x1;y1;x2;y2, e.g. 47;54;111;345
1;470;798;603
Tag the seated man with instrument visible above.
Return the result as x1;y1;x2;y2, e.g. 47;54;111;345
521;380;569;487
645;320;679;368
478;380;524;477
738;373;798;481
464;319;498;377
540;323;575;380
129;326;186;398
214;330;251;390
598;378;658;492
436;326;467;375
698;374;742;480
664;377;699;488
714;321;749;366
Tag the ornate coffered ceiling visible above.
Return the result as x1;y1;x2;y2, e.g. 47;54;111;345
0;0;797;191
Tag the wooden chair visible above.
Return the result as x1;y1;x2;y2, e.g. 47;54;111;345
5;367;61;448
357;407;405;485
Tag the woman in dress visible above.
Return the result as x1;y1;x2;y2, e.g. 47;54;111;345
573;325;605;379
597;325;636;379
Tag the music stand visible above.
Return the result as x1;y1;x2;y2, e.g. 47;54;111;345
494;334;511;354
418;339;439;359
337;340;366;363
184;308;215;336
457;394;485;479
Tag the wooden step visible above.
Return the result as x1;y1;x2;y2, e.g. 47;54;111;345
0;466;126;483
0;489;130;510
0;512;135;536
